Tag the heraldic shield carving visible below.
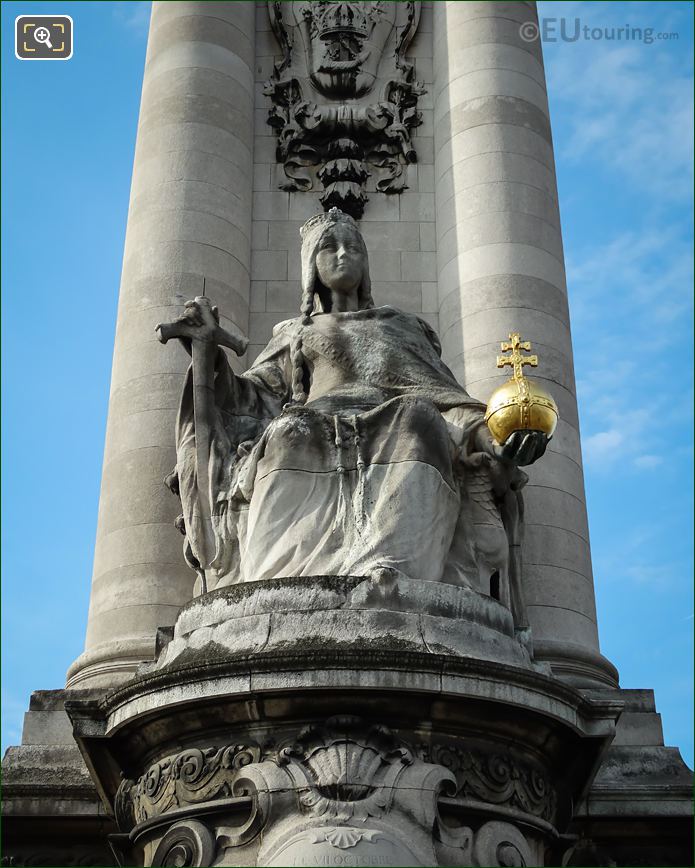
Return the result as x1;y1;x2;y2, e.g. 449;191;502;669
264;1;424;217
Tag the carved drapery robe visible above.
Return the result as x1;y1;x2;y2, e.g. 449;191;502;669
175;306;510;591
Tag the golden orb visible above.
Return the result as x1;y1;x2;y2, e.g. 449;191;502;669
484;376;558;445
484;332;559;445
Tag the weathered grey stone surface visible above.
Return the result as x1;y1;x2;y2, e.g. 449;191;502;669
68;1;256;690
432;1;612;687
65;612;623;868
2;690;116;867
152;575;536;673
248;0;438;359
263;1;424;217
163;210;547;651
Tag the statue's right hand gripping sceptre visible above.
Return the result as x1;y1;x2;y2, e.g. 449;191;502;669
155;297;248;593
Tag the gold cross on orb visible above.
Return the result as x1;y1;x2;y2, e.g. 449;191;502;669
497;332;538;381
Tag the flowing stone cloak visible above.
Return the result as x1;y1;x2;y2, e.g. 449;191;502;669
175;306;499;588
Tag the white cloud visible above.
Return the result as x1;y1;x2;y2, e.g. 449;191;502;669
583;428;624;464
567;222;692;472
633;454;664;469
593;524;684;591
580;408;672;474
566;227;693;329
623;563;679;587
539;0;694;201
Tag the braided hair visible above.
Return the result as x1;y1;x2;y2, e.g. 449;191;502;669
289;208;374;404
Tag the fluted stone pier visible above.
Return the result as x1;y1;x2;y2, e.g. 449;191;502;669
67;1;256;688
433;1;616;687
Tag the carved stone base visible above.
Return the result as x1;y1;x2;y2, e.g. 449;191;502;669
150;575;540;675
64;576;627;866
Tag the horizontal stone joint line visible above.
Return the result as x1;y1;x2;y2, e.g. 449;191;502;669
441;328;572;356
115;405;180;421
525;522;589;545
140;87;255;122
148;14;255;52
435;64;546;99
133;146;251;178
117;302;249;330
438;306;572;346
91;563;192;589
96;518;186;536
125;239;251;274
110;371;185;394
101;445;177;473
434;94;553;141
88;601;188;614
437;208;563;247
523;483;587;507
525;562;594;584
437;178;558;210
438;299;570;338
526;604;597;624
144;64;255;95
438;241;568;280
129;207;252;247
436;15;544;39
435;146;556;184
130;177;245;209
135;121;254;164
92;562;185;583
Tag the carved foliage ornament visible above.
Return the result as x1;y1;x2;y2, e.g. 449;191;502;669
428;743;557;822
114;729;557;838
115;743;261;829
265;1;424;217
114;717;422;832
112;724;549;868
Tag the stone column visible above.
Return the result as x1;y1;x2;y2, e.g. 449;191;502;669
67;1;255;689
433;1;617;686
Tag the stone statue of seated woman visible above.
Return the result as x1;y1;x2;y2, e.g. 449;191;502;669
160;208;547;634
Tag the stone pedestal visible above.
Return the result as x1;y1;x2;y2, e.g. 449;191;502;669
66;576;623;867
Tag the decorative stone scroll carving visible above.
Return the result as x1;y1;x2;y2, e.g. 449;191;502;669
114;721;548;866
264;1;424;217
150;821;215;868
114;718;462;865
115;743;261;827
428;743;557;822
473;821;534;868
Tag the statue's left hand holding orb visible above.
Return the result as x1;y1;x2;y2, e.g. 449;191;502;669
493;430;549;467
472;424;549;468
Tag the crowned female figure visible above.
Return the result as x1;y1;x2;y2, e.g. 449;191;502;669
167;208;547;624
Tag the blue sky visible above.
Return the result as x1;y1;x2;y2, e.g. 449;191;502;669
2;1;693;768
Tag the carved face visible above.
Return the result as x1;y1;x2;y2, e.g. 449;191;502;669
314;223;365;297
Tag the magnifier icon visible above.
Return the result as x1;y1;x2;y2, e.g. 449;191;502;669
34;26;53;49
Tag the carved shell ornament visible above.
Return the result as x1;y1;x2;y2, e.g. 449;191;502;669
277;716;414;819
265;1;425;217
